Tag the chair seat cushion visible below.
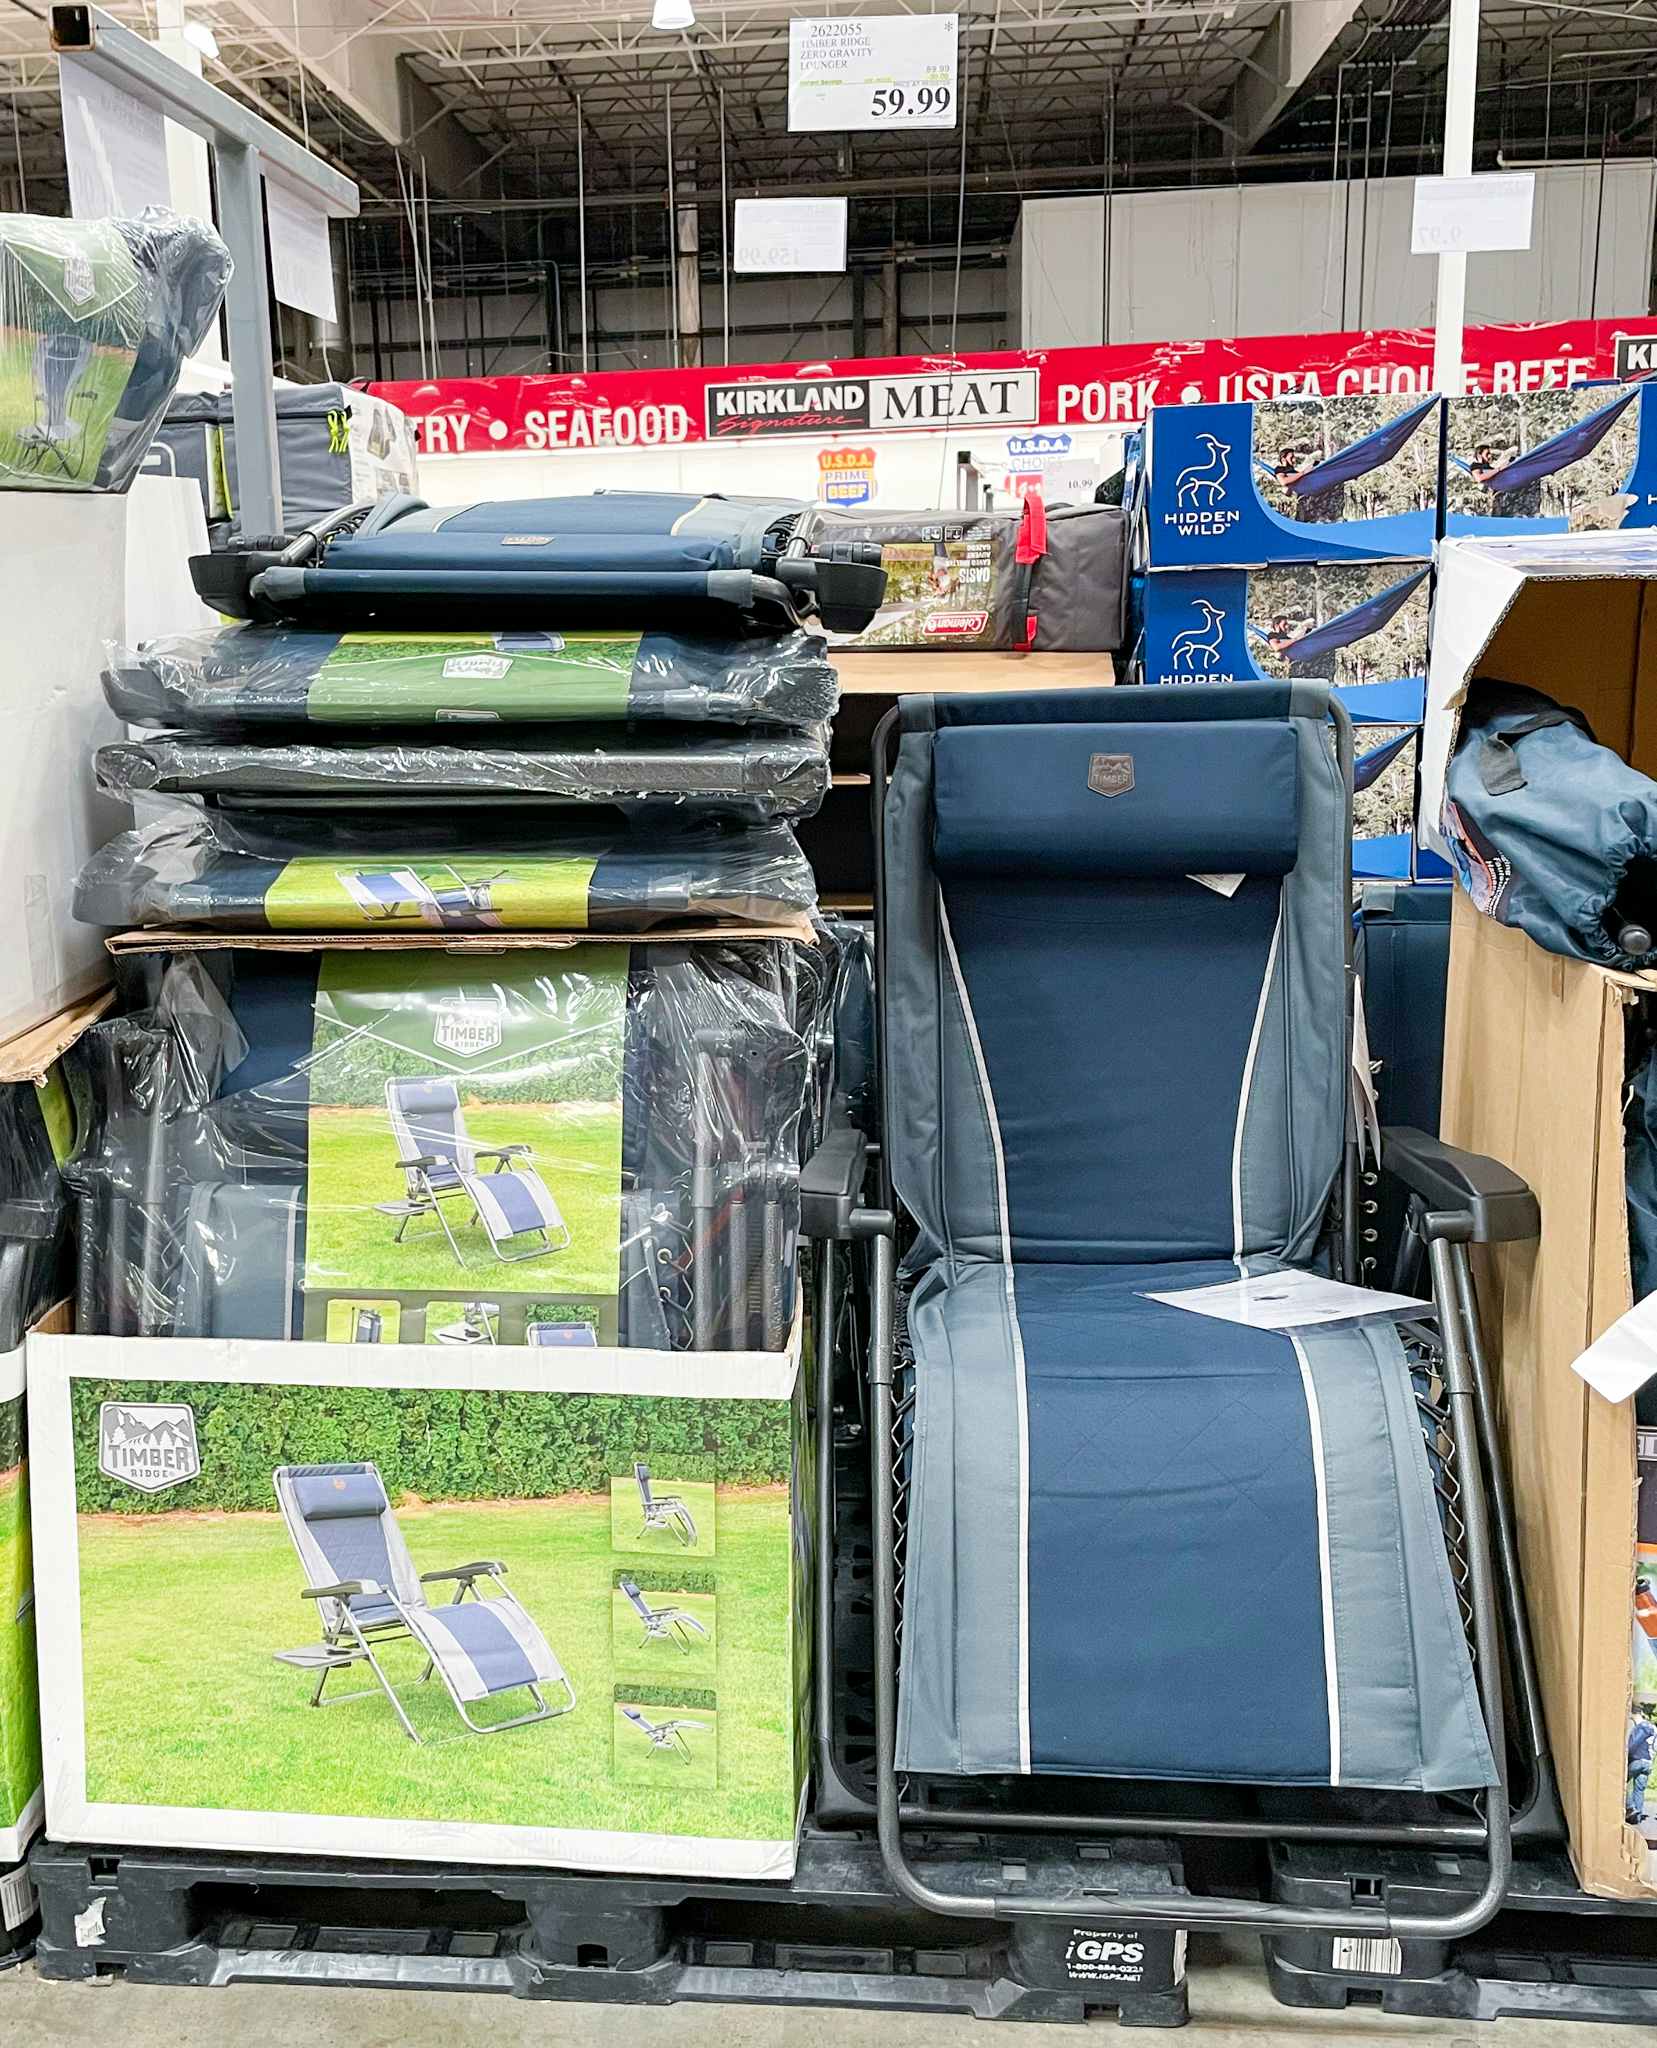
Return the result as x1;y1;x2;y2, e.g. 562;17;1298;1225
403;1595;565;1702
896;1257;1494;1792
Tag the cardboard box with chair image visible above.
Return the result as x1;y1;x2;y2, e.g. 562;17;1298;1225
26;1333;810;1879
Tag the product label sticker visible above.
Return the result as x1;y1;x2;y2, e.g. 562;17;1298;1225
301;949;627;1344
263;856;598;934
308;632;639;723
0;1864;35;1932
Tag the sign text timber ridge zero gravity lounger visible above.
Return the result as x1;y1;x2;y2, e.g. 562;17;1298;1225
273;1461;576;1740
821;681;1546;1941
191;492;889;635
105;623;840;731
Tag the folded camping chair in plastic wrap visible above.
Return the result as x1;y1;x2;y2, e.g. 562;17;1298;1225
621;1705;709;1762
74;812;819;934
105;622;840;731
63;943;824;1352
94;728;831;825
620;1577;708;1652
381;1077;572;1266
191;492;888;634
634;1463;697;1546
273;1461;575;1740
805;682;1549;1943
1444;678;1657;969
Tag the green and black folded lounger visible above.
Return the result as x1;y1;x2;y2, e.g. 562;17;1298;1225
193;491;887;634
106;622;840;732
66;944;824;1352
75;812;818;932
95;726;831;822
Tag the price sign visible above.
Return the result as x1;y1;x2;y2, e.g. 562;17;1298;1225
733;198;849;274
789;14;959;132
1410;173;1535;257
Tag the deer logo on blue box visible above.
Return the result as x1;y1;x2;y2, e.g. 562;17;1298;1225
1144;396;1442;566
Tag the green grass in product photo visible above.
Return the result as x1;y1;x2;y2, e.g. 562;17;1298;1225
0;1456;40;1840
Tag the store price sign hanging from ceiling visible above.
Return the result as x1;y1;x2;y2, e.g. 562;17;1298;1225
788;14;959;131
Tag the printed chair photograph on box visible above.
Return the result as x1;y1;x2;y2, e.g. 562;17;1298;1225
380;1077;573;1267
635;1463;698;1547
273;1462;575;1741
621;1705;710;1763
621;1577;710;1653
815;681;1547;1942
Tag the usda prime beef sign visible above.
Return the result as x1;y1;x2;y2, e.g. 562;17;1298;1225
704;369;1039;439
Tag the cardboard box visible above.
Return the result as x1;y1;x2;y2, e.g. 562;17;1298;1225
28;1324;810;1878
1138;561;1428;722
1141;395;1442;568
1443;385;1657;540
0;1335;40;1867
1421;533;1657;863
1441;890;1657;1897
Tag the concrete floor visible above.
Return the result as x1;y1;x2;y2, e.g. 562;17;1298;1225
4;1936;1654;2046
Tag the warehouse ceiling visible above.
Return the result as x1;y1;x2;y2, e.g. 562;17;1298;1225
3;0;1656;285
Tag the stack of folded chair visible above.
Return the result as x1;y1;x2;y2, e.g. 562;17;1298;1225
68;490;885;1352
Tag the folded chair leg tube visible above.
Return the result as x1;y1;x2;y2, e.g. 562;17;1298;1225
1450;1239;1549;1804
869;1216;1516;1938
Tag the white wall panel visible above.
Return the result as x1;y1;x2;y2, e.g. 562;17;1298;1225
1015;161;1657;347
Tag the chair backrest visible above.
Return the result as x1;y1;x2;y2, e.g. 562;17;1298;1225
879;686;1350;1269
620;1577;652;1618
274;1462;423;1628
634;1461;654;1507
384;1076;473;1177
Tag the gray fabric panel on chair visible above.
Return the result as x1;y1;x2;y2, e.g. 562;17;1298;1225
1237;715;1349;1262
897;1260;1028;1774
1297;1319;1495;1789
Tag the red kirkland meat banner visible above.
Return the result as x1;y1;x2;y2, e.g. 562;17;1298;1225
371;316;1657;457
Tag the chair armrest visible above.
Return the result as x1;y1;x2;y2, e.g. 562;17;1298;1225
473;1144;530;1168
396;1153;439;1172
301;1580;374;1602
801;1123;869;1240
1382;1126;1541;1245
420;1561;506;1584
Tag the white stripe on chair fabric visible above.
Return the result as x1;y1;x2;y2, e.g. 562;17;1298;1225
1290;1332;1342;1786
1231;890;1285;1271
937;888;1032;1776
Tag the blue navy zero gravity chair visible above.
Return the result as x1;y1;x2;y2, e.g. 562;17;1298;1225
273;1462;575;1740
804;684;1545;1943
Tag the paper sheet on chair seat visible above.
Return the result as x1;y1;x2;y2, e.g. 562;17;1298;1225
1143;1272;1430;1330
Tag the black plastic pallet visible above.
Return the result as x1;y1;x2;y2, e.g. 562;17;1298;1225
30;1829;1191;2025
1266;1843;1657;2021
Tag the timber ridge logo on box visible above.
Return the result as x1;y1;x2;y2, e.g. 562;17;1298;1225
63;251;95;308
98;1402;201;1494
432;995;504;1057
442;653;513;681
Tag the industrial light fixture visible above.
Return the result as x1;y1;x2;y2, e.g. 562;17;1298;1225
182;18;219;59
650;0;695;29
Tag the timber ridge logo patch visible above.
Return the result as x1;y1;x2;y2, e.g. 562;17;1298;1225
63;251;95;308
433;995;504;1057
441;653;512;681
1088;753;1134;797
98;1402;201;1494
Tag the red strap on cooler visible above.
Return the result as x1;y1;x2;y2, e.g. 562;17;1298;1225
1016;491;1047;647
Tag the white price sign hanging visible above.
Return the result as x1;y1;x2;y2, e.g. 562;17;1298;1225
788;14;958;132
58;58;171;219
1410;172;1535;257
264;175;338;322
734;197;848;274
